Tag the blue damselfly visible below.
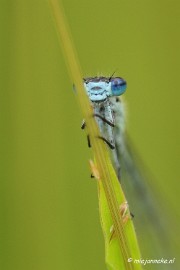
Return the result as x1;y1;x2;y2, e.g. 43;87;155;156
82;75;171;259
83;76;126;180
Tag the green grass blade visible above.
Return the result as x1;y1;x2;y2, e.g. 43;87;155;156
98;158;142;270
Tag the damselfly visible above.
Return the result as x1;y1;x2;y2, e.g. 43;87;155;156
83;76;151;197
82;76;171;258
83;76;126;180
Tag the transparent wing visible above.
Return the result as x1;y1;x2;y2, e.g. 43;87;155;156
111;97;174;261
120;136;175;260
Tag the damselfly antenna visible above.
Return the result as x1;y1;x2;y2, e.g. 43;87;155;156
109;70;117;82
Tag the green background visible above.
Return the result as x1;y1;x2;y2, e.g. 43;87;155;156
0;0;179;269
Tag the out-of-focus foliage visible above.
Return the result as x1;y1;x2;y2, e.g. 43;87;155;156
0;1;179;270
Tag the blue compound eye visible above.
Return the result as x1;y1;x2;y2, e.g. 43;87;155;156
110;77;127;96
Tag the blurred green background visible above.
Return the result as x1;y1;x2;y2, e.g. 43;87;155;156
0;0;179;269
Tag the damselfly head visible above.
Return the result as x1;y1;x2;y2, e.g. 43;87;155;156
84;77;109;102
83;76;127;102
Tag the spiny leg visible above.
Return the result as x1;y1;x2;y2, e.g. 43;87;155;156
81;119;86;129
81;119;91;147
93;113;115;127
87;134;91;148
97;136;115;150
82;113;115;149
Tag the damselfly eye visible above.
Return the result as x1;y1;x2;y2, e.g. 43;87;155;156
110;78;127;96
